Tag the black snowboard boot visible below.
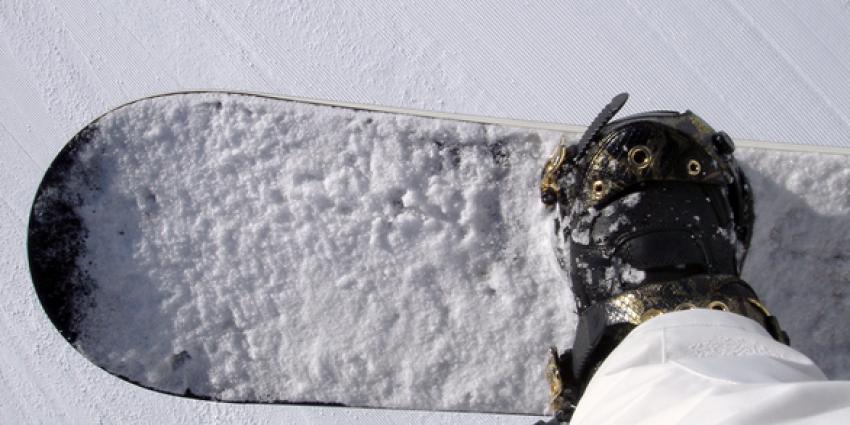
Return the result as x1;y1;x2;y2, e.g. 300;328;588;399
539;94;788;423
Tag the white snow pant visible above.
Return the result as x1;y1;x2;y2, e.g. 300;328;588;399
571;309;850;424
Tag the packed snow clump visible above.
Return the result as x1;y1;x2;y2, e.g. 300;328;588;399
58;94;572;414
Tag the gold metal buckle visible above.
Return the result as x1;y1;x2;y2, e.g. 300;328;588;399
747;298;772;317
540;137;570;207
545;347;564;412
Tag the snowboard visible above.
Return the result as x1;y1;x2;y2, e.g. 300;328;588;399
27;91;850;417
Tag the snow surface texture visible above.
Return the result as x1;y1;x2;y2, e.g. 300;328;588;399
4;1;850;423
739;149;850;377
40;94;570;414
32;93;850;416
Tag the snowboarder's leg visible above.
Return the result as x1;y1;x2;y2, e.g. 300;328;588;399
540;94;789;421
571;308;850;425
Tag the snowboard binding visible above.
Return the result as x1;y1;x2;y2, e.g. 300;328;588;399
540;93;789;422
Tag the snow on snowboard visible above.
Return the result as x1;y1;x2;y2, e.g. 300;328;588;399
28;92;850;416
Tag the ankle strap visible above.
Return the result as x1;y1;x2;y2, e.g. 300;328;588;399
547;275;788;421
574;275;788;375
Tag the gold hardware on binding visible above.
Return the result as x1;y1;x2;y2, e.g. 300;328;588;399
640;308;664;322
540;138;570;207
707;300;729;311
687;159;702;176
628;145;652;170
747;298;772;317
545;347;566;414
675;302;698;311
591;180;607;199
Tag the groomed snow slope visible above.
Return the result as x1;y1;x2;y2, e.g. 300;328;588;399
3;1;850;424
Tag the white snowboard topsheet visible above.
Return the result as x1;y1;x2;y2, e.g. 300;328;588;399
57;93;569;414
38;93;850;415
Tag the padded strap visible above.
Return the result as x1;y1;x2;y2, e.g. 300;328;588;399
618;230;707;270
